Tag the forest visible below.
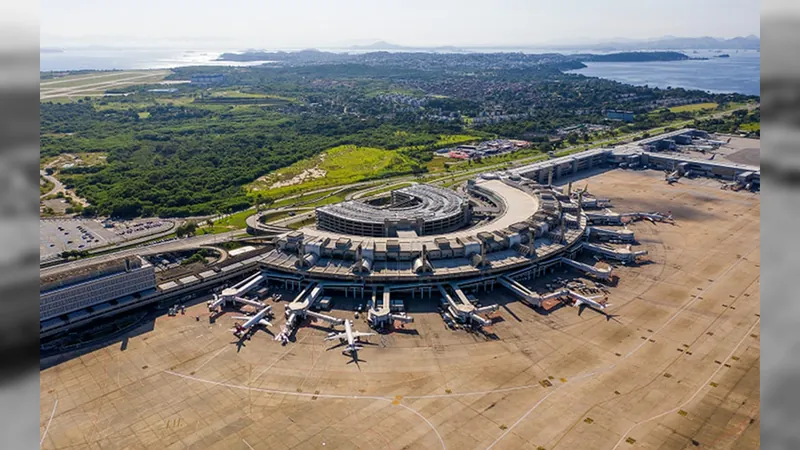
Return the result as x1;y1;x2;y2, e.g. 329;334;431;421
40;55;759;219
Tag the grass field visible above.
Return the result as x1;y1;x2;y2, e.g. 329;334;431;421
208;90;297;102
304;186;363;207
739;122;761;132
198;209;256;234
250;145;417;198
40;177;55;196
287;216;316;230
270;188;339;209
669;102;719;112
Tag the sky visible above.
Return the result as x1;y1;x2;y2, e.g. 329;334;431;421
40;0;761;49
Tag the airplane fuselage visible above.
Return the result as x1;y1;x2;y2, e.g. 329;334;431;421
344;319;355;347
233;307;271;337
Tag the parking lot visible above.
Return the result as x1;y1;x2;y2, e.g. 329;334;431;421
40;218;173;261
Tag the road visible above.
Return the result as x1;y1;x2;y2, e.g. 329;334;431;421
40;229;242;278
39;171;63;198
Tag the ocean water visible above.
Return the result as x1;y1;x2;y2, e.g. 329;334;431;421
569;50;760;96
40;48;273;72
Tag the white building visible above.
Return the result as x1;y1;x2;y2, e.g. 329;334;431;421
40;256;156;321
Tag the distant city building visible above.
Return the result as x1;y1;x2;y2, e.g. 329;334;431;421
191;74;225;85
40;256;156;321
606;110;635;122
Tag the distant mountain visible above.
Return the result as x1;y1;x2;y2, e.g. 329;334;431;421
350;41;404;50
348;41;468;53
550;35;759;51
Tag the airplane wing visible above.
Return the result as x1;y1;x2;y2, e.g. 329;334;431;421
258;319;272;327
325;333;347;341
351;332;375;339
230;316;251;321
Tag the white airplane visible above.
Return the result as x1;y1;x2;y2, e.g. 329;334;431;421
325;319;375;360
567;291;618;321
230;306;273;339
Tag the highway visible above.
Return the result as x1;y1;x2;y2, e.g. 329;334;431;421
40;229;243;278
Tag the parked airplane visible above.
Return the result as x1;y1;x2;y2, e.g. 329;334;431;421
325;319;375;362
230;306;273;339
665;170;681;184
567;291;618;321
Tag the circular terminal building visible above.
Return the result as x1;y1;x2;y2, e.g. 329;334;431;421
262;177;590;287
316;184;471;237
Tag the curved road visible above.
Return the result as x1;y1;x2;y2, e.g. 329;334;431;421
39;171;63;199
40;229;243;278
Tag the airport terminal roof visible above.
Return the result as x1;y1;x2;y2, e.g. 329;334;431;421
308;180;539;244
40;256;144;293
316;184;467;224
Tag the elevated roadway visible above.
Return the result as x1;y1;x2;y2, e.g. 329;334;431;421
40;230;244;278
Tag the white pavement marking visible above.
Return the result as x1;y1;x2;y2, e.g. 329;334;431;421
40;399;58;447
165;370;447;450
396;403;447;450
485;245;759;449
484;371;597;450
167;370;389;401
610;318;760;450
251;334;309;383
193;346;228;374
242;438;255;450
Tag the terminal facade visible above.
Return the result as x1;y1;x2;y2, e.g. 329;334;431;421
40;257;156;323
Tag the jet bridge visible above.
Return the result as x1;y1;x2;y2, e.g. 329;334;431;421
558;257;614;280
576;196;612;210
587;226;635;243
438;283;498;327
581;242;647;263
498;277;610;313
497;276;543;307
275;282;332;344
367;287;414;329
585;210;623;225
207;271;267;312
586;210;673;226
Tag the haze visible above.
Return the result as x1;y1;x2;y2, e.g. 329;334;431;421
41;0;760;49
